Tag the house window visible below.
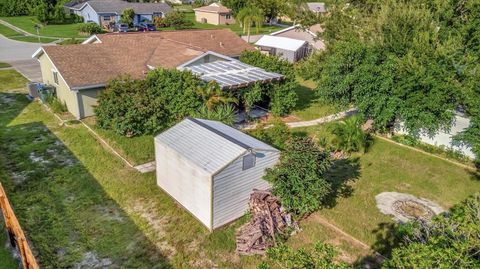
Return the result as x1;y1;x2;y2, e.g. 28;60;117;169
52;70;59;85
242;153;256;170
103;16;111;21
226;14;232;19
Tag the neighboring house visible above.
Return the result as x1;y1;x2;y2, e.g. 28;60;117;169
254;24;325;62
32;29;284;119
255;35;310;63
194;3;235;25
306;2;327;13
395;113;475;159
64;0;172;27
155;117;280;230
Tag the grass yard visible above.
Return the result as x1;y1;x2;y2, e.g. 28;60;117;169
0;223;19;269
0;17;84;38
291;125;480;255
0;69;28;91
82;117;155;166
0;23;57;43
291;78;340;121
0;62;11;68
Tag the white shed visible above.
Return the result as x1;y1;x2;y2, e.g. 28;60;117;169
255;35;310;62
155;118;280;230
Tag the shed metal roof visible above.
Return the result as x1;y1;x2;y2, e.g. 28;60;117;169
155;118;278;174
255;35;308;51
182;59;284;89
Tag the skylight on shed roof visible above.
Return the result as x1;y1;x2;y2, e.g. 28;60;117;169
182;60;284;89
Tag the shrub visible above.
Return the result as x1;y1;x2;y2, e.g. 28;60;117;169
240;51;298;116
194;104;236;126
164;11;193;29
95;69;204;136
327;115;368;153
59;38;81;45
153;16;168;28
384;193;480;268
258;242;350;269
78;22;103;35
248;118;290;149
120;8;135;27
46;95;67;113
263;136;332;217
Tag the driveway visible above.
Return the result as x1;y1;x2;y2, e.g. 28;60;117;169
0;35;50;81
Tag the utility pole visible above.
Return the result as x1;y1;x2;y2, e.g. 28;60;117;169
34;24;41;43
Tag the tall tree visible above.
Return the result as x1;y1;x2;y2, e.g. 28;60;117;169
236;6;264;42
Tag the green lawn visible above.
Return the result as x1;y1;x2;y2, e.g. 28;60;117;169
0;23;58;43
291;125;480;253
291;79;340;121
0;224;19;269
0;62;11;68
82;117;155;166
0;70;28;91
0;16;84;38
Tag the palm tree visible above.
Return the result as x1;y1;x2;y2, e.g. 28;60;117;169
194;104;236;126
327;115;368;153
196;81;238;111
236;6;264;43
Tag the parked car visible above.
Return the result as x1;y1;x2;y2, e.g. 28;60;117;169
136;23;156;32
114;23;129;32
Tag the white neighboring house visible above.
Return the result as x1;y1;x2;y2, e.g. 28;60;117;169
395;113;475;159
306;2;327;13
255;24;325;62
155;118;280;231
255;35;310;63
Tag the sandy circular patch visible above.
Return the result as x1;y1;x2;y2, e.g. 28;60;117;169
375;192;445;223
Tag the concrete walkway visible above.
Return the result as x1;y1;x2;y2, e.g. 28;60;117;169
287;108;357;128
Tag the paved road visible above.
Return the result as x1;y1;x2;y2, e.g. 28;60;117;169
0;35;49;81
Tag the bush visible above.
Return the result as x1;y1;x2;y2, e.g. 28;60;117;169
194;104;236;126
263;136;332;217
46;95;67;113
258;242;350;269
78;22;103;35
120;8;135;27
327;115;368;153
384;193;480;268
248;118;290;149
164;11;193;29
95;69;204;136
240;51;298;116
59;38;81;45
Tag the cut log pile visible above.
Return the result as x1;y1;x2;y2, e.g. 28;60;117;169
236;190;297;256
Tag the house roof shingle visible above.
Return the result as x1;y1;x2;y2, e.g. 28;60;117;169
38;29;254;90
74;0;172;14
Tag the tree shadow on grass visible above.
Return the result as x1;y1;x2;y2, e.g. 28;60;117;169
0;92;171;268
293;84;319;112
354;222;402;269
323;157;361;209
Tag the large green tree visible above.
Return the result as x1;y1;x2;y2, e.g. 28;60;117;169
301;0;480;160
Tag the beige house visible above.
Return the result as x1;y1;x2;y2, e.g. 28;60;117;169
32;29;254;119
194;3;234;25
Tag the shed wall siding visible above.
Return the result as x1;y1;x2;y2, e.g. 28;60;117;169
212;150;280;228
195;11;220;25
155;142;213;229
38;54;81;118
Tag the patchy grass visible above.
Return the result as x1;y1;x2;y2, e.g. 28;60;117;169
0;62;11;68
291;79;340;121
0;70;28;91
82;117;155;165
0;17;84;38
0;223;19;269
10;36;58;43
291;125;480;255
0;23;20;37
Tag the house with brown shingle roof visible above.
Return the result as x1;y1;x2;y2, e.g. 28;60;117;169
32;29;282;119
194;3;235;25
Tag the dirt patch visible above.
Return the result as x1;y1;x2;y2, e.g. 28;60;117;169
130;200;176;258
75;251;113;269
375;192;445;223
95;205;124;222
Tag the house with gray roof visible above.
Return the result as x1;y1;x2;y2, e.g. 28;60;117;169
306;2;327;13
65;0;171;28
155;117;280;230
